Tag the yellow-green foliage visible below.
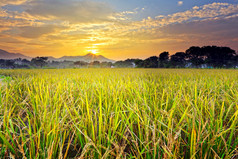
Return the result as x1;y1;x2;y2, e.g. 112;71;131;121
0;69;237;158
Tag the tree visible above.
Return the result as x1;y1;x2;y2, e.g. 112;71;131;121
89;61;100;67
185;46;237;68
134;59;144;68
234;55;238;68
142;56;158;68
5;60;15;68
100;62;112;68
202;46;236;68
114;59;137;68
170;52;186;68
74;61;88;67
158;52;169;68
185;46;206;67
31;57;48;68
22;59;31;64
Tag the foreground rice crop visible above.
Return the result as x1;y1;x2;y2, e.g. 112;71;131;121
0;69;237;158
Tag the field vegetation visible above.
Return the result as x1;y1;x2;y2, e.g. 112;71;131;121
0;69;237;158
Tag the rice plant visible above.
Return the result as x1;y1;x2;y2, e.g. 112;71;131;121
0;69;237;158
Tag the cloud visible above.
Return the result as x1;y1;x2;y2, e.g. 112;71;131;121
0;7;43;29
94;2;238;46
162;15;238;35
0;1;238;59
18;25;67;38
159;15;238;49
131;2;238;29
193;6;199;10
17;0;114;23
111;8;143;21
94;2;238;57
178;1;183;6
0;37;25;44
0;0;27;6
46;33;92;41
2;25;68;39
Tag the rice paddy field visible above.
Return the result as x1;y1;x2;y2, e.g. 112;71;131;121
0;69;237;159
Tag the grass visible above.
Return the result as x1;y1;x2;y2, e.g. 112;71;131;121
0;75;11;83
0;69;237;158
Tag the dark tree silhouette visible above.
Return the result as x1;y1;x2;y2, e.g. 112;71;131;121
170;52;186;68
134;59;144;68
22;59;30;64
234;55;238;68
202;46;236;68
142;56;158;68
89;61;100;67
185;46;237;68
159;52;169;68
5;60;15;68
114;59;137;68
100;62;112;68
31;57;48;68
159;51;169;61
185;46;206;67
74;61;88;67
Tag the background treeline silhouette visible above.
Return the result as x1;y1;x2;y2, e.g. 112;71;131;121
115;46;238;68
0;45;237;69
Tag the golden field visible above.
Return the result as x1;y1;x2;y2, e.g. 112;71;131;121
0;69;237;158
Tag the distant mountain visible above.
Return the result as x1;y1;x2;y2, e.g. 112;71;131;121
0;49;31;60
0;49;115;62
48;53;115;63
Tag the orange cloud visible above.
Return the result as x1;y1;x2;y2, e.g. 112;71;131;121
0;0;27;6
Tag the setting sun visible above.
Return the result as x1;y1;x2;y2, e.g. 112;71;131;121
87;49;98;54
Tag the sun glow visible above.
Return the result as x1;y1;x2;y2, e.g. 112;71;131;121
87;49;99;54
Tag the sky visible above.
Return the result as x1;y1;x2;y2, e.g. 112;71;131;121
0;0;238;60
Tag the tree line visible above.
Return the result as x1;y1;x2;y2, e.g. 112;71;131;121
115;46;238;68
0;45;237;69
0;57;113;69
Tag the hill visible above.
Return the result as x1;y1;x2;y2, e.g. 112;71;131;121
0;49;115;62
48;53;115;63
0;49;31;60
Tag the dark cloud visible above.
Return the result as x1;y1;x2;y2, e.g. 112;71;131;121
159;15;238;51
161;16;238;36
